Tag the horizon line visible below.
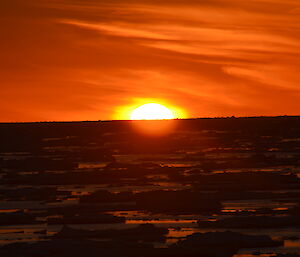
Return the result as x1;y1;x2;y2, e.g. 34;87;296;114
0;115;299;124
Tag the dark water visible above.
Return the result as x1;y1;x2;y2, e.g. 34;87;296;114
0;117;300;257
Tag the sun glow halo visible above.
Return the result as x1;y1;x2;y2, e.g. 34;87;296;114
130;103;175;120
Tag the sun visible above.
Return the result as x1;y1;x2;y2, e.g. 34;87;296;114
130;103;175;120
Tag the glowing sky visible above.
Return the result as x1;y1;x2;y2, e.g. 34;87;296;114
1;0;300;121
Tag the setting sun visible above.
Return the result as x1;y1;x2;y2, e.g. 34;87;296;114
130;103;175;120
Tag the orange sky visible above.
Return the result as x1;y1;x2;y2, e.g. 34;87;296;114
1;0;300;122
